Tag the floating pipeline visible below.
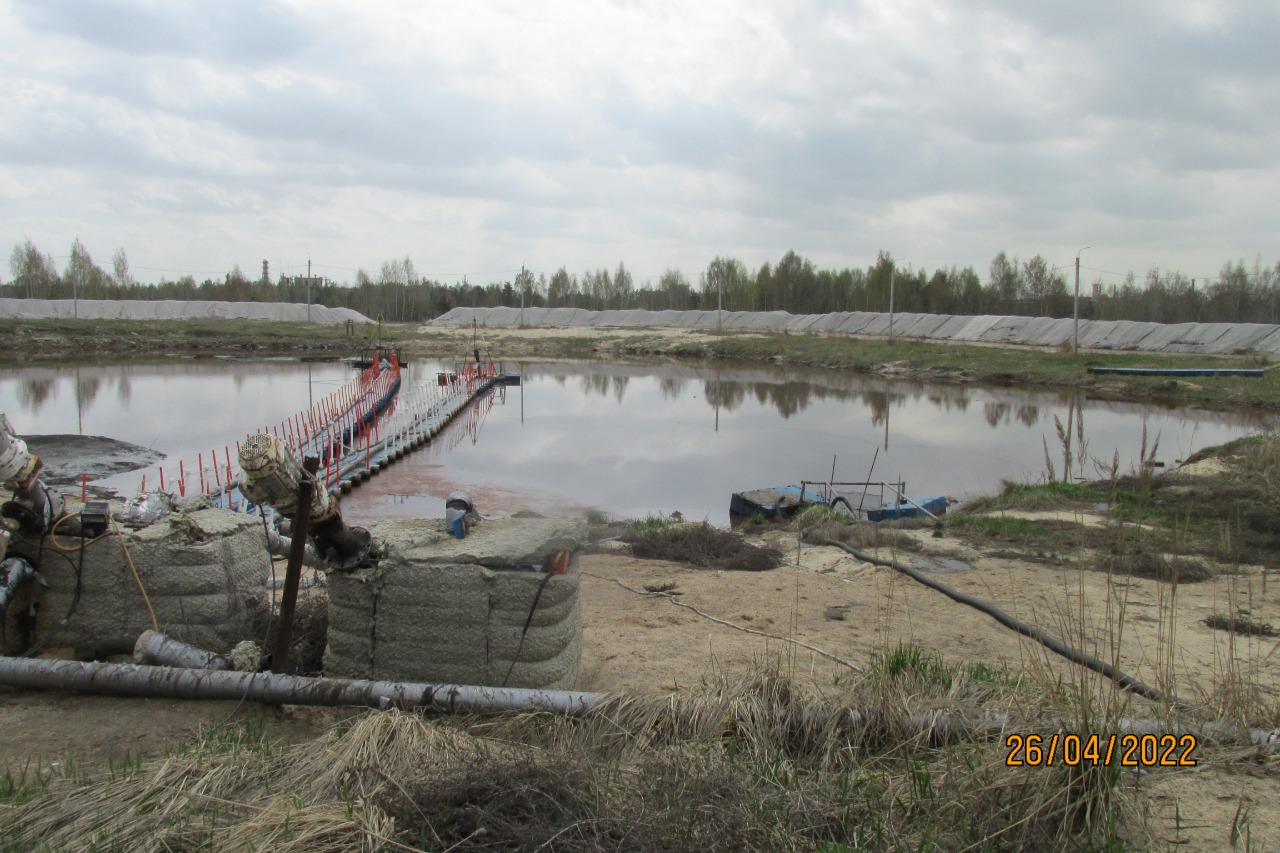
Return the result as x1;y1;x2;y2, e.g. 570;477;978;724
202;359;508;510
328;371;504;497
302;349;403;467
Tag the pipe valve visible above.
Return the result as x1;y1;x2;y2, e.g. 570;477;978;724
237;434;371;571
0;413;66;537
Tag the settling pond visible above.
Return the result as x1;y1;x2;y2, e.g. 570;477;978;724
2;358;1273;526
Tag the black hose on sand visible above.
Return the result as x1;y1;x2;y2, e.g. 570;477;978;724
825;539;1198;713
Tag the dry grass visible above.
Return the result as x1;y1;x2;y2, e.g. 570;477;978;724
0;662;1141;852
1202;612;1277;638
622;519;784;570
799;512;923;553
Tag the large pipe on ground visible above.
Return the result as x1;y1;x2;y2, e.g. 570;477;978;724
0;656;607;715
0;656;1275;753
133;630;263;672
133;629;230;670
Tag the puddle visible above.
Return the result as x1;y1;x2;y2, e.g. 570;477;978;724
909;556;974;574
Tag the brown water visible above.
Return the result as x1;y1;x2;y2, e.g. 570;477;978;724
1;358;1270;525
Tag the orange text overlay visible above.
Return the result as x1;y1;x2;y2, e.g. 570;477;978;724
1004;733;1198;767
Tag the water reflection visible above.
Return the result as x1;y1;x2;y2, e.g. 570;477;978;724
340;361;1273;525
1;358;1273;525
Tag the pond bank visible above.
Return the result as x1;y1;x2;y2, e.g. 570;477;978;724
3;316;1278;413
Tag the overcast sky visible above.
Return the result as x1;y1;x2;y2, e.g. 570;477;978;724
2;0;1277;289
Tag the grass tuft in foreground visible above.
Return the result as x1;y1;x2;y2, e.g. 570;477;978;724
0;662;1143;852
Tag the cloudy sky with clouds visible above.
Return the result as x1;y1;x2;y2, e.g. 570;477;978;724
2;0;1277;289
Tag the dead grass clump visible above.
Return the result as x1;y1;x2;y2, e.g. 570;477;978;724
1104;551;1215;583
0;664;1139;852
623;521;783;570
1202;612;1277;637
801;518;922;553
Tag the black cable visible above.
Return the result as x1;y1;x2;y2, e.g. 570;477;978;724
20;528;85;658
259;506;277;649
500;572;555;687
824;539;1198;712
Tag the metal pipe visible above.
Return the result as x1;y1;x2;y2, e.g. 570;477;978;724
238;434;371;571
264;525;322;569
1;414;66;535
134;629;229;670
883;483;940;521
0;656;608;715
0;556;34;611
0;656;1273;753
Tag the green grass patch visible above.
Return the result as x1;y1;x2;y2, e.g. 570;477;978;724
583;508;613;525
628;514;678;536
0;764;49;806
963;479;1102;514
0;317;402;362
948;514;1064;544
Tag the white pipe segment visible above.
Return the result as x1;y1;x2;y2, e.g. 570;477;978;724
0;657;1274;752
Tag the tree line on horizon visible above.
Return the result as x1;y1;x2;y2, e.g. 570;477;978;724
7;237;1280;326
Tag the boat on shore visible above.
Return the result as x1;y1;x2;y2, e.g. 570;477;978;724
730;480;948;523
865;495;948;522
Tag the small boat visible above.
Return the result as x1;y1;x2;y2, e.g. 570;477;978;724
866;495;948;522
731;479;946;523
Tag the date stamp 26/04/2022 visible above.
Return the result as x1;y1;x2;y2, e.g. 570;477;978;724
1004;733;1198;768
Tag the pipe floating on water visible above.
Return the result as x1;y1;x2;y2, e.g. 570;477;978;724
1086;367;1264;377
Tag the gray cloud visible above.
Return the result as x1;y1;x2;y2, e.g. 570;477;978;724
1;0;1276;284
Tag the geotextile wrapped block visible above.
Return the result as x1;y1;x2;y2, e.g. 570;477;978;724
324;517;584;690
29;508;269;656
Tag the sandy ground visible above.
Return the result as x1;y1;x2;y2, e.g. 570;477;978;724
572;529;1280;853
1;527;1275;849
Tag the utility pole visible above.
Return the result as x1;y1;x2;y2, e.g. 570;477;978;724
717;266;722;333
307;257;312;323
1073;246;1090;353
888;260;895;345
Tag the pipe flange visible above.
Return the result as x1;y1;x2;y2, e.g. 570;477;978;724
326;526;373;572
